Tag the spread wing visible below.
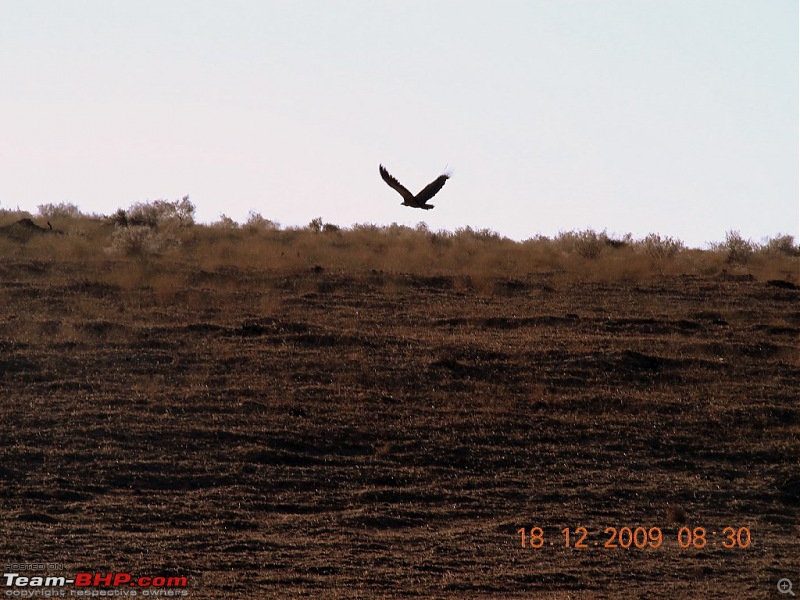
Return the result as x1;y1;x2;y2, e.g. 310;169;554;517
379;165;414;202
415;173;450;203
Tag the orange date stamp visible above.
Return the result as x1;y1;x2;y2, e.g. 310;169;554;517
518;526;752;550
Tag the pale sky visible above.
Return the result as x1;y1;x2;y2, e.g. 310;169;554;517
1;0;797;248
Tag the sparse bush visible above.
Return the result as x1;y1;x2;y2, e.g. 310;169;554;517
126;202;160;228
385;223;415;237
307;217;339;233
212;214;239;229
761;234;800;257
429;231;452;246
641;233;685;260
558;229;604;259
712;230;756;264
3;204;794;284
107;225;180;257
0;206;33;222
245;211;280;232
604;233;632;249
125;196;195;228
455;226;502;242
37;202;82;219
108;209;129;227
351;223;380;234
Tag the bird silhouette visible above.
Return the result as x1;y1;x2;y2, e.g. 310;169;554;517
379;164;450;210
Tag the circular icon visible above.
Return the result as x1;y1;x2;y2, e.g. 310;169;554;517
778;578;795;596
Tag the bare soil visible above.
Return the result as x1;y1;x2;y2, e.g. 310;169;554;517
1;260;798;598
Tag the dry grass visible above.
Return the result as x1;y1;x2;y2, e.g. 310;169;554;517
2;202;797;287
1;251;797;598
0;199;797;597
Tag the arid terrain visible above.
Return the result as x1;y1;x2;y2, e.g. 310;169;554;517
0;215;798;598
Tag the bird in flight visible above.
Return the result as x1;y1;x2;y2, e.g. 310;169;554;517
379;164;450;210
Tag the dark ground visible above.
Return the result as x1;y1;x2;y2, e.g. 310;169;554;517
1;260;798;598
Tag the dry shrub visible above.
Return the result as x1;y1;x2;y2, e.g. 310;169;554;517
103;197;195;257
519;236;565;272
37;202;83;219
107;225;181;257
0;207;34;223
593;253;652;283
745;239;800;282
453;225;503;243
211;214;239;229
557;229;609;259
761;234;799;257
711;230;757;264
125;196;195;228
1;206;796;286
245;211;280;232
639;233;685;260
108;209;129;227
303;217;341;234
680;248;726;276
